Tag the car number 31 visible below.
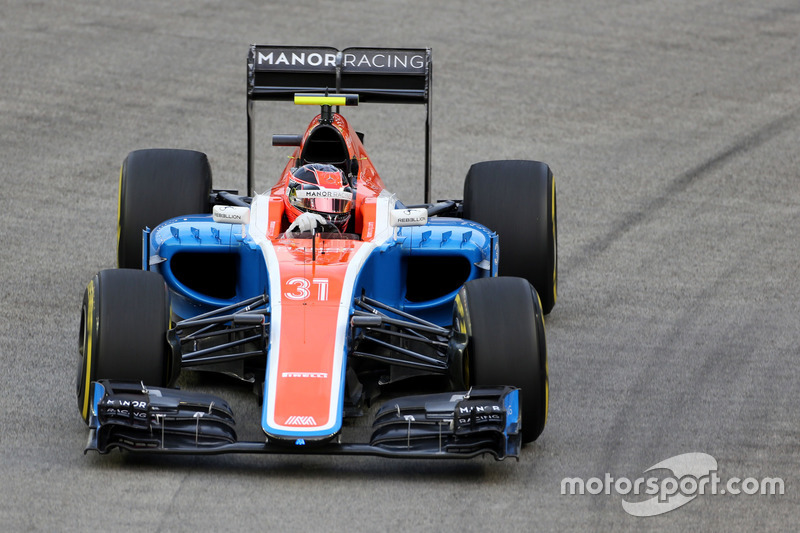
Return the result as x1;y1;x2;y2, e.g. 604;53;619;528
284;277;330;301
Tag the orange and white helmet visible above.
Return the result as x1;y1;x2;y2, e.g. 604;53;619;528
284;164;354;230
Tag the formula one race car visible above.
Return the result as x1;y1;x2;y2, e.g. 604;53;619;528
76;45;557;461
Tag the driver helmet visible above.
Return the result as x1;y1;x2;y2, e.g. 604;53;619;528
284;163;354;230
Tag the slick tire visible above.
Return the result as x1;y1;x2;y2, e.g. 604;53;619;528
463;160;557;314
453;277;548;443
117;148;212;269
76;269;173;424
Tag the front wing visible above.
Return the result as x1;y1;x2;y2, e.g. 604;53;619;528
85;381;522;460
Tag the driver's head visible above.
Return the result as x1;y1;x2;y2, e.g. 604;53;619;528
284;163;354;230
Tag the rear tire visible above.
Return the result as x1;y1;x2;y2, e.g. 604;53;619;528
463;160;557;313
76;269;173;423
117;148;212;269
452;277;548;443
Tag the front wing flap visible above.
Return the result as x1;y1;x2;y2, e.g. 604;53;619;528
370;387;521;459
86;380;237;453
86;381;521;460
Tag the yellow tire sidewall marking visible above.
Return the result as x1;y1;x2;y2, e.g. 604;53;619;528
551;176;557;305
535;290;549;428
116;165;123;267
81;280;95;421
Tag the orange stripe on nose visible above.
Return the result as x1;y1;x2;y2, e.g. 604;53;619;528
269;238;363;431
273;302;339;427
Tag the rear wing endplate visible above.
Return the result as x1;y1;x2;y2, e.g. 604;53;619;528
246;45;432;201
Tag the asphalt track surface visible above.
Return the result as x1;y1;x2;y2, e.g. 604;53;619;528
1;1;798;531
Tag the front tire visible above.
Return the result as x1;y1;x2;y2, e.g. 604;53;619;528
76;269;173;423
117;148;212;269
452;277;548;443
463;160;557;313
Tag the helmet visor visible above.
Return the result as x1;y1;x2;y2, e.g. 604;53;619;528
288;180;354;215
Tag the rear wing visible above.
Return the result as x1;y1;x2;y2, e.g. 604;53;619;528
246;45;433;201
